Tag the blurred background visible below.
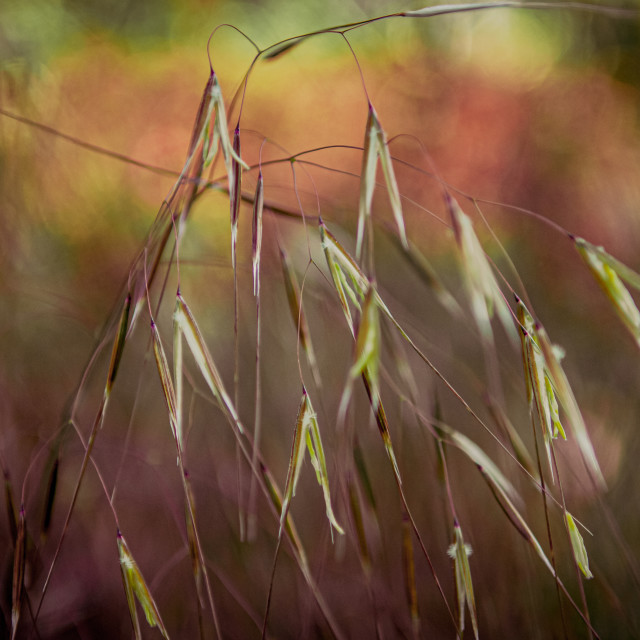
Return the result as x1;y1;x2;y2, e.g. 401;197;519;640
1;0;640;638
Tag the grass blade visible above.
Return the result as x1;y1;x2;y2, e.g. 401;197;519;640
106;293;132;395
402;510;420;638
447;520;478;640
320;220;397;337
545;376;566;440
192;72;217;166
281;389;343;538
566;512;594;579
172;302;184;452
151;321;179;443
390;232;462;317
4;472;17;545
354;286;381;403
362;372;401;481
350;286;380;392
210;72;249;174
321;220;377;305
478;466;555;576
356;105;408;263
383;319;419;404
575;237;640;348
11;507;25;640
446;193;516;345
263;37;304;59
403;1;639;19
120;545;141;640
485;396;538;480
348;476;372;574
280;392;310;535
259;461;307;564
252;171;264;297
202;104;220;168
305;394;344;537
117;531;169;639
535;321;606;489
356;106;379;262
40;457;59;538
436;422;519;505
230;128;243;542
174;293;244;435
353;438;379;514
579;239;640;291
338;285;381;425
517;300;563;479
320;219;359;334
372;108;407;251
230;126;242;271
248;171;265;540
404;2;518;18
184;477;206;607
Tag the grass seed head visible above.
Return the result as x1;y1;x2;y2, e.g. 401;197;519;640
566;512;594;580
575;237;640;349
117;531;170;639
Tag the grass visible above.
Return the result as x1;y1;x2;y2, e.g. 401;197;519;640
2;2;640;638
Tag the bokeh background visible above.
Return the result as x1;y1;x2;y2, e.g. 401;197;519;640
1;1;640;638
